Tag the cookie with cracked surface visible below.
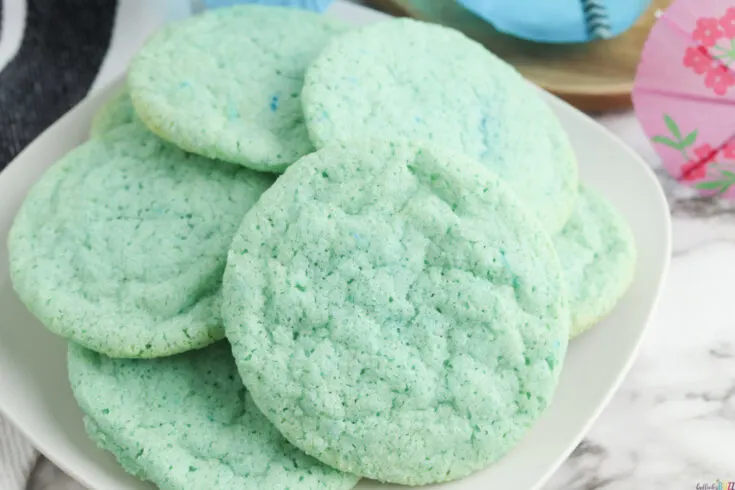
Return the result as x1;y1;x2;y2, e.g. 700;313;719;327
90;86;136;137
222;140;570;485
68;342;360;490
128;5;348;173
554;186;636;338
302;18;577;233
8;123;274;358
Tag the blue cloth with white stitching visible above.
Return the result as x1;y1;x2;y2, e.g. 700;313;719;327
456;0;651;43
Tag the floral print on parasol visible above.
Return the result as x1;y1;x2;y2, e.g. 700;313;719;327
634;0;735;196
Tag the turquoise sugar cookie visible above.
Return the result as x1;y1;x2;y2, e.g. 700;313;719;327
554;186;636;338
8;124;273;358
68;342;360;490
128;5;347;172
90;87;136;137
222;141;570;485
302;18;578;233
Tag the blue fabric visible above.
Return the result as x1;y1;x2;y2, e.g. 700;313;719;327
456;0;651;43
199;0;332;13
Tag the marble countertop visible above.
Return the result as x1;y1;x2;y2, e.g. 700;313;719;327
27;113;735;489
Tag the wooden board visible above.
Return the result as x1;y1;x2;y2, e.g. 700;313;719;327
364;0;671;112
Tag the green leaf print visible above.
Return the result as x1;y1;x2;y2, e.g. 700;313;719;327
664;114;682;140
652;135;681;149
695;181;725;190
680;130;697;148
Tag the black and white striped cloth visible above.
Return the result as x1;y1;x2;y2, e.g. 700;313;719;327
0;417;35;489
0;1;190;488
0;0;196;174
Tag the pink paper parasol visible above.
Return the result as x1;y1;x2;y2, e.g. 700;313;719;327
633;0;735;197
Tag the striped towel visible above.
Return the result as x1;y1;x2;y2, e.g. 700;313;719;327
0;418;36;490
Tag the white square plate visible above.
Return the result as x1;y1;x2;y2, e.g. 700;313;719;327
0;2;670;489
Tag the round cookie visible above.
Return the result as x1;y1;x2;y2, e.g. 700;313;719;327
302;18;577;233
68;342;360;490
90;87;136;137
8;124;273;358
553;186;636;338
128;5;348;172
222;141;570;485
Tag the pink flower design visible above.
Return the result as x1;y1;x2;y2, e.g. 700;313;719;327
720;7;735;38
694;143;716;160
693;17;724;47
680;161;708;181
683;46;713;74
681;144;717;181
723;141;735;159
705;65;735;95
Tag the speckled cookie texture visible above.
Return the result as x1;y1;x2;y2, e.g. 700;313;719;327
90;87;136;137
554;186;636;338
222;141;570;485
8;123;274;358
128;5;348;173
302;18;578;233
68;341;360;490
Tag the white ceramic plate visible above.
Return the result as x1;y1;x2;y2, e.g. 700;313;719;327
0;2;670;489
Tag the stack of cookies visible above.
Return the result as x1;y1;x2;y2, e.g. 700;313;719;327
7;5;636;489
